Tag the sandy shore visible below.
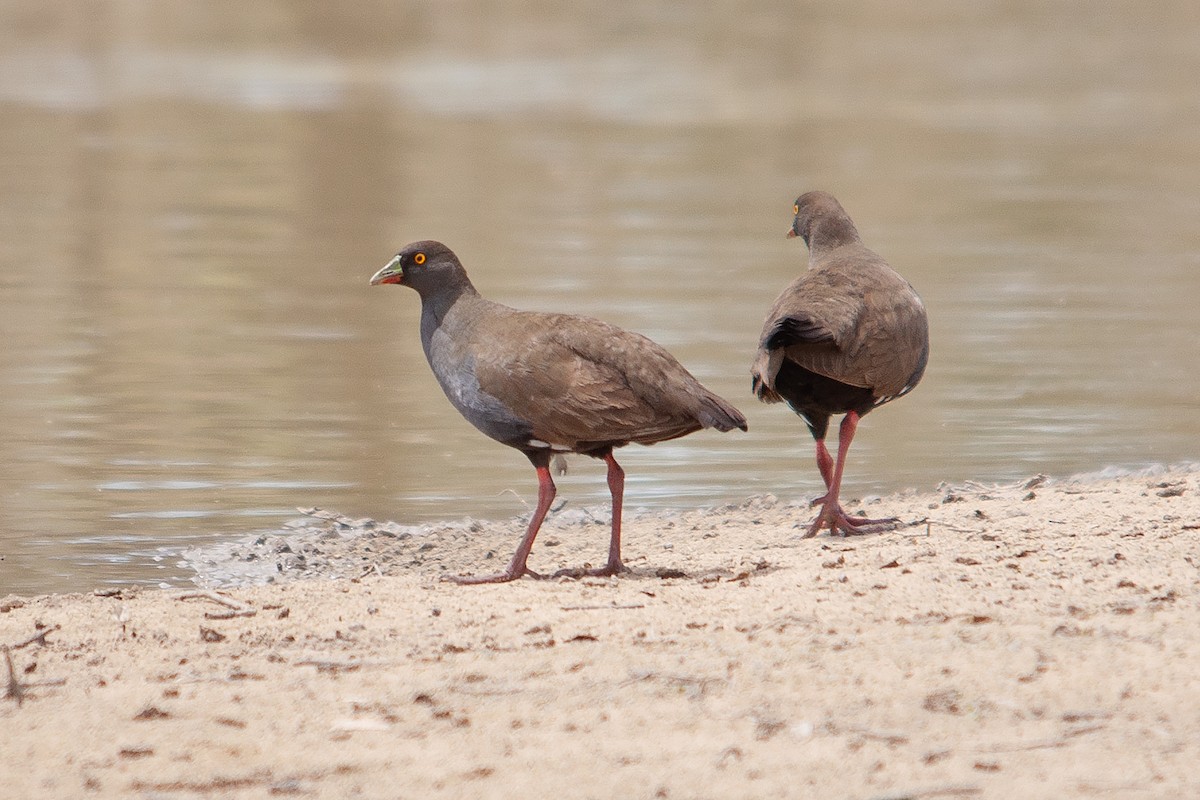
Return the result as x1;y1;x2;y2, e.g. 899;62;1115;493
2;467;1199;799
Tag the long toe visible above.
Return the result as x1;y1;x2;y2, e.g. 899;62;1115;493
809;494;896;527
831;510;899;536
804;508;832;538
842;511;899;528
447;567;543;585
806;504;898;537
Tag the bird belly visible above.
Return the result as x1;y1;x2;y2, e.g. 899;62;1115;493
773;359;877;439
424;340;534;450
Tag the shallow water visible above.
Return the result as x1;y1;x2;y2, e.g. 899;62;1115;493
2;2;1199;595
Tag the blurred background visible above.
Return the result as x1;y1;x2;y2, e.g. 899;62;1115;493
2;1;1198;595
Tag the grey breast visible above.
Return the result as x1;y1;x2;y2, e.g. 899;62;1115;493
420;302;535;449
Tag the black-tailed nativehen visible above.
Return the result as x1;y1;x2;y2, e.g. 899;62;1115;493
372;241;747;583
752;192;928;536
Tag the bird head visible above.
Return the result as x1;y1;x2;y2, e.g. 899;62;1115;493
370;241;469;298
787;191;860;252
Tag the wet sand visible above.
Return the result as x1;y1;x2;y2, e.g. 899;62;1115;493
2;467;1198;798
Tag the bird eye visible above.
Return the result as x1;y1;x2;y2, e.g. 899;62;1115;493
414;252;426;265
793;204;799;215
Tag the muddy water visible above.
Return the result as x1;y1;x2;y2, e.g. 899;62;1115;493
2;2;1199;594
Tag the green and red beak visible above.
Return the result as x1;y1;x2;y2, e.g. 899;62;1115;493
369;254;404;285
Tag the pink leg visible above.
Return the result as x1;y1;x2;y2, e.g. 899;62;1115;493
451;463;556;584
553;451;630;579
593;451;628;576
809;435;890;527
815;438;835;489
805;412;898;537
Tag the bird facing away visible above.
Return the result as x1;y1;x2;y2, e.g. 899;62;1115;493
751;192;929;536
371;241;748;583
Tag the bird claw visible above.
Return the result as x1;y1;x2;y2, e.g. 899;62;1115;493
804;506;898;538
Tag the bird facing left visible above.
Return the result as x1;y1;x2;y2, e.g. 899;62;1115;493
370;241;747;584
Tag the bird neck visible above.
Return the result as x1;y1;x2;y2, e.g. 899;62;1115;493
416;268;478;318
806;215;862;258
417;275;480;332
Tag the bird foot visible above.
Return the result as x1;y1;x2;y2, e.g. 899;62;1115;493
804;504;898;538
446;566;545;585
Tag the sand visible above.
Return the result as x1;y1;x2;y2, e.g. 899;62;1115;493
2;466;1198;799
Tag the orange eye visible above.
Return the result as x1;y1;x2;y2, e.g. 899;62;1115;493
793;204;799;215
414;252;426;265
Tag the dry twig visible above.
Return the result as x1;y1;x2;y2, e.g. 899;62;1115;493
296;660;362;674
3;647;24;706
867;785;981;800
978;723;1106;753
177;590;257;619
10;624;60;650
849;725;910;746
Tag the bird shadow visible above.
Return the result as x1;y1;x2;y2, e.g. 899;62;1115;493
544;559;784;584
